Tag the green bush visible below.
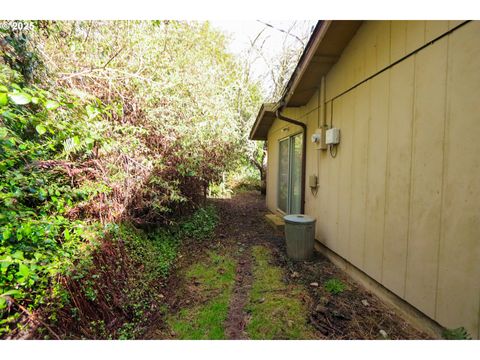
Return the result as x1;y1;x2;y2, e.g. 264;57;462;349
1;20;257;339
180;205;218;241
0;64;112;336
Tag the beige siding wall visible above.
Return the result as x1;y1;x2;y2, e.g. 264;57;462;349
266;20;480;338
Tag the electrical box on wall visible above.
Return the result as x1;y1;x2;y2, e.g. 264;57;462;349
326;128;340;145
309;175;318;188
311;128;327;150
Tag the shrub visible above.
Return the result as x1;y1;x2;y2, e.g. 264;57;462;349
180;205;218;241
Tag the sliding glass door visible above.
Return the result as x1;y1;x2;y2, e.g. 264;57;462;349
277;133;303;214
278;138;289;212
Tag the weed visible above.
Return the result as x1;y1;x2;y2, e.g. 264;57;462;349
442;327;472;340
324;278;346;295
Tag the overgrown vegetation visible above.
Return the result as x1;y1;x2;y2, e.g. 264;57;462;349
0;20;258;338
46;206;218;339
0;64;114;337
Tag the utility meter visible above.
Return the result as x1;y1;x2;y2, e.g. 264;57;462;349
326;128;340;145
312;128;327;150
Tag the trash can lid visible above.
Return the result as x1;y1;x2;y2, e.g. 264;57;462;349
283;214;316;224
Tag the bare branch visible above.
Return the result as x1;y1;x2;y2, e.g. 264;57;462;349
256;20;305;46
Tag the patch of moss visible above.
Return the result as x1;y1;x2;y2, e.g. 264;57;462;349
245;245;316;339
167;251;236;339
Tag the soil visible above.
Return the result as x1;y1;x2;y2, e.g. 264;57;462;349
149;191;431;340
225;247;252;339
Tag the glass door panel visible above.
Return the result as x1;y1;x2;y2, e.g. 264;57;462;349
277;133;303;214
278;138;289;213
289;133;303;214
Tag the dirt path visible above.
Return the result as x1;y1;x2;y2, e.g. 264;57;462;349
214;191;272;339
152;191;430;340
225;248;252;339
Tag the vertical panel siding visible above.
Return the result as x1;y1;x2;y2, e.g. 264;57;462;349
375;21;391;71
304;97;320;218
448;20;464;30
405;38;447;319
348;82;370;268
326;20;453;103
390;21;407;63
406;21;425;54
364;71;389;282
317;101;333;247
336;93;353;258
436;21;480;338
425;21;449;43
362;22;377;79
266;21;479;337
382;57;415;297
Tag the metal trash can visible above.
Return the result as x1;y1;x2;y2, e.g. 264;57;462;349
283;214;316;260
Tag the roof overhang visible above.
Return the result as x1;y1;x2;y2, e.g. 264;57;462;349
249;20;363;141
282;20;363;107
249;103;279;140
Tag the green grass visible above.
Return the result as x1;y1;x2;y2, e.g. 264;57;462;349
245;246;316;339
167;251;236;339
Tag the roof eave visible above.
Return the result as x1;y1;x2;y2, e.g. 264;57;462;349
249;103;278;140
279;20;332;109
249;20;363;141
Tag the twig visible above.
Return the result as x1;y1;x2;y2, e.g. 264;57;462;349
101;46;124;69
59;46;124;81
256;20;305;45
5;296;61;340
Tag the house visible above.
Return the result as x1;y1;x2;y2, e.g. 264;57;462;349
249;20;480;339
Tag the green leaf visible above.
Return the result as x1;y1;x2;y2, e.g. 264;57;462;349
1;289;22;297
31;96;39;104
0;93;7;107
2;229;11;240
11;251;24;260
8;92;31;105
0;85;8;92
0;297;6;310
35;124;47;135
0;127;8;138
45;100;59;110
18;263;30;278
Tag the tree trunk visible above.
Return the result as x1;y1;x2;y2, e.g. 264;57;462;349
260;167;266;195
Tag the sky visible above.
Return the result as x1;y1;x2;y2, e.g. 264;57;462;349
210;20;316;95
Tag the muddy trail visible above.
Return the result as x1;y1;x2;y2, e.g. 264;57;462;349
149;191;430;340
